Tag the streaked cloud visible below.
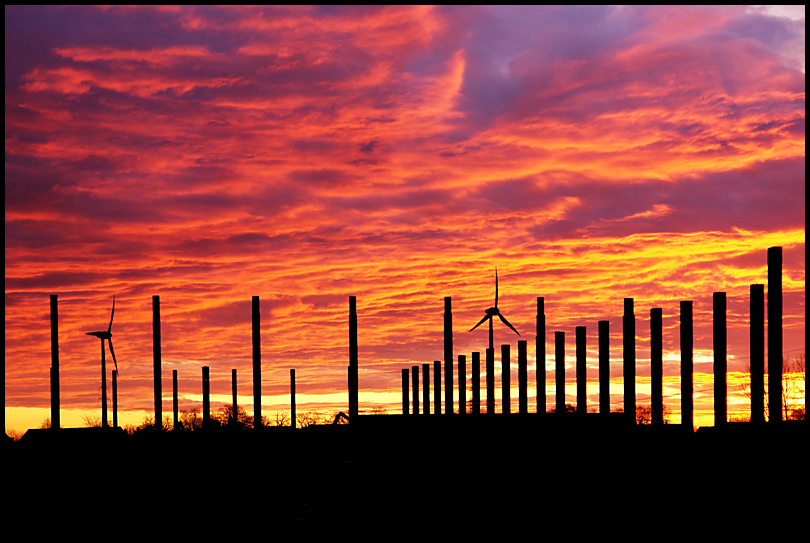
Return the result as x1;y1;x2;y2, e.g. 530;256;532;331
5;5;804;431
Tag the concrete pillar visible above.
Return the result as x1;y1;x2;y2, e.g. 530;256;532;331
153;295;162;429
623;298;635;421
598;320;609;415
402;368;409;415
423;363;430;415
50;295;60;430
252;296;261;427
750;284;765;423
555;331;565;414
202;366;210;428
650;309;663;425
713;293;727;426
768;247;782;423
576;326;586;414
486;348;495;415
537;298;545;414
434;360;441;415
680;301;693;430
112;370;118;428
444;297;453;414
232;369;238;425
458;355;466;415
349;296;359;419
412;365;420;415
173;369;179;430
501;345;510;414
290;369;296;428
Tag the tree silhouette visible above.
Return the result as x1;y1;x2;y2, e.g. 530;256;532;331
271;411;290;427
549;403;576;414
636;405;672;424
82;413;105;428
296;411;332;427
782;352;805;420
131;414;171;432
740;352;805;421
213;405;254;428
179;408;203;431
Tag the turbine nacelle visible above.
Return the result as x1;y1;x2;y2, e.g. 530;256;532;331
85;296;118;374
469;270;520;346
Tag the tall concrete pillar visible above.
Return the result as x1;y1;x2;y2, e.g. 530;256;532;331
750;284;765;423
290;369;296;428
112;370;118;428
50;295;60;430
412;365;420;415
576;326;586;414
232;369;238;425
713;293;727;426
434;360;441;415
173;369;179;430
486;348;495;415
518;340;528;414
349;296;359;419
501;345;510;414
153;295;162;429
598;320;609;415
537;298;546;414
252;296;261;427
555;332;565;414
444;297;453;414
650;309;663;425
680;301;693;430
623;298;635;420
202;366;210;428
471;352;481;415
423;363;430;415
458;355;466;415
767;247;782;423
402;368;409;415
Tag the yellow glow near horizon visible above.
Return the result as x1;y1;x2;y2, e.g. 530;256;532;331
5;6;805;438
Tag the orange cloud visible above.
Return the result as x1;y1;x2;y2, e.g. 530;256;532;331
5;5;804;434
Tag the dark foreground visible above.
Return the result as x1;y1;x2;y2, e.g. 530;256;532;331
6;415;806;534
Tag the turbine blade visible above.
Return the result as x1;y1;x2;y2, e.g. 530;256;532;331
108;338;118;374
469;314;490;332
494;268;499;308
107;296;115;332
498;313;520;336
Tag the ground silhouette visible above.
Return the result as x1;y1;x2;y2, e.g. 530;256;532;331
6;417;804;533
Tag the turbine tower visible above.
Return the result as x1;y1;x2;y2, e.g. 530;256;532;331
86;296;118;428
470;269;520;351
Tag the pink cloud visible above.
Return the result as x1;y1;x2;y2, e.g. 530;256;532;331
4;5;804;431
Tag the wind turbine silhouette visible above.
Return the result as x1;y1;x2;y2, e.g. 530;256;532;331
86;296;118;428
469;269;520;351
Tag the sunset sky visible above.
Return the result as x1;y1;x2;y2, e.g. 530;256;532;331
5;5;805;435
